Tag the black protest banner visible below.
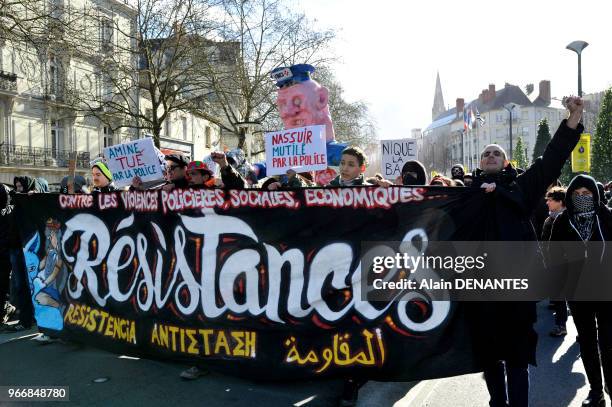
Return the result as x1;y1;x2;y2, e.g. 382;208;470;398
14;186;485;381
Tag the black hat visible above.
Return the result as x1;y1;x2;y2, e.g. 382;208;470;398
164;154;189;167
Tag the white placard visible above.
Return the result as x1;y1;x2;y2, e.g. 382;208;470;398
380;138;417;178
264;125;327;176
103;137;164;187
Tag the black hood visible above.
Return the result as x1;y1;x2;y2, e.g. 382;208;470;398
597;182;606;206
401;160;427;185
13;176;36;192
565;174;600;215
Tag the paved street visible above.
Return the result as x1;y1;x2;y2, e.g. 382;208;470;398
0;302;603;407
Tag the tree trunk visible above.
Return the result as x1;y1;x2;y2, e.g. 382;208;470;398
237;127;246;150
153;125;162;148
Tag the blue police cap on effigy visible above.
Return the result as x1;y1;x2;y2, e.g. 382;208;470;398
270;64;315;88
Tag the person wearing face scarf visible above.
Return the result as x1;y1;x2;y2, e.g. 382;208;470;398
373;160;428;187
550;174;612;407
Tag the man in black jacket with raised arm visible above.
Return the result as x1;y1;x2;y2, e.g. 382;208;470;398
469;96;584;407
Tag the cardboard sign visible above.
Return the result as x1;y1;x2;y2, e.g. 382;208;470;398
571;133;591;173
103;138;164;187
265;125;327;176
380;139;417;178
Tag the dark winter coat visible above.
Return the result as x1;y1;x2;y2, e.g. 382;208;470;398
541;210;565;243
328;174;371;187
170;176;190;189
467;119;583;367
220;165;247;189
549;174;612;300
532;197;550;239
470;120;583;241
0;185;13;257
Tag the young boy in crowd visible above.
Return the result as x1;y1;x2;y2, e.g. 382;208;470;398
328;147;371;186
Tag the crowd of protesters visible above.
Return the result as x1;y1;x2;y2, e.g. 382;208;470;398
1;95;612;407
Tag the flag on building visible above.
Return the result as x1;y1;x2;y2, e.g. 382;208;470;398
469;108;476;129
463;108;469;131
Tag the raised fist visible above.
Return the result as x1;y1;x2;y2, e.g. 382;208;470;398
563;96;584;130
211;152;229;168
564;96;584;114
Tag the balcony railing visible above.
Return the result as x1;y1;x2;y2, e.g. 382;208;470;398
0;71;17;92
0;144;90;168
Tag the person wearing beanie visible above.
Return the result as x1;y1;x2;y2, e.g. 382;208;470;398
186;161;216;189
550;174;612;407
91;162;116;192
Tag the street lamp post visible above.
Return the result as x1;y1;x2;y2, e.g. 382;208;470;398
566;41;589;97
503;103;516;159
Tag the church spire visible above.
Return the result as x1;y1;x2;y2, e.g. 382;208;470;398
432;71;446;120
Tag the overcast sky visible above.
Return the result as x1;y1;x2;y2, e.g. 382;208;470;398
298;0;612;140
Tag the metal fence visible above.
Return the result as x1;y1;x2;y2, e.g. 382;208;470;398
0;144;90;168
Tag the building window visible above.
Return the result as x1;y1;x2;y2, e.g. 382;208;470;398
496;113;504;123
49;54;58;95
205;126;211;148
51;120;63;156
103;126;113;148
165;116;171;138
522;110;528;120
182;116;187;140
101;18;114;49
522;127;529;138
